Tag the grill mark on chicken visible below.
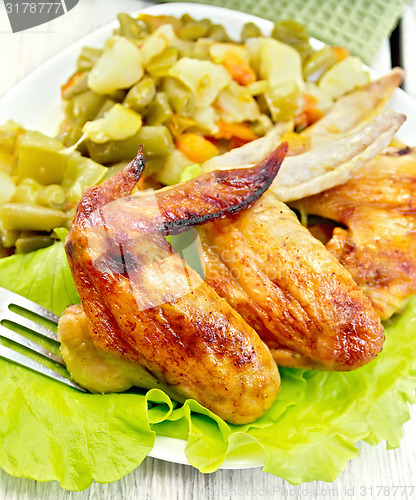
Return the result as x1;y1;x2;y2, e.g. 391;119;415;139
294;147;416;320
64;146;287;424
201;192;384;371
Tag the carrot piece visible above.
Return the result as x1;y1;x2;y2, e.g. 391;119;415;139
61;71;84;99
222;52;257;86
305;107;324;124
215;121;259;142
175;133;219;163
295;93;324;130
332;46;349;62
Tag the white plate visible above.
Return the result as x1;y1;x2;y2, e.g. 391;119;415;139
1;2;416;470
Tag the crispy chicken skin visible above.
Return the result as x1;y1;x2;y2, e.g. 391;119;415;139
294;147;416;320
64;146;287;424
200;191;384;371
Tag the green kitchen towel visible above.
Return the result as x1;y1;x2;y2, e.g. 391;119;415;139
161;0;408;64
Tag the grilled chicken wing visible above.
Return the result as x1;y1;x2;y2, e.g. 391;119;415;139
302;68;403;147
203;71;404;203
293;147;416;320
200;190;384;371
62;146;287;424
203;110;404;203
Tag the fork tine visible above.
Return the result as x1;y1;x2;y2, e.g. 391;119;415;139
0;344;86;392
2;309;59;342
0;287;60;324
0;324;64;366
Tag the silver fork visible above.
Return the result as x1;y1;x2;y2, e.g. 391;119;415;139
0;286;86;392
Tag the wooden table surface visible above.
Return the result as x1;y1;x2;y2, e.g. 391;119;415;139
0;1;415;499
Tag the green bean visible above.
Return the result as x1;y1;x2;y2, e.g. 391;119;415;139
0;220;19;248
145;92;173;126
208;24;231;42
12;178;42;204
192;38;212;60
138;14;179;34
179;21;209;40
241;22;261;42
163;77;196;117
124;78;156;112
303;46;339;82
180;14;195;25
62;155;107;205
86;125;174;164
65;91;106;125
1;203;69;232
36;185;67;210
250;114;273;136
144;156;167;177
265;80;300;121
247;80;268;95
61;72;89;100
147;47;178;77
15;234;54;254
76;47;102;72
271;20;313;61
168;115;196;136
106;89;128;103
18;131;67;185
117;13;148;39
61;124;85;149
0;120;25;154
101;162;128;182
95;99;117;119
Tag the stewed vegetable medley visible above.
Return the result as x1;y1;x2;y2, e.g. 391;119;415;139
0;12;369;256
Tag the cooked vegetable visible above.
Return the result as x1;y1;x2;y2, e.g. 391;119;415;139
64;90;105;124
156;148;195;185
144;92;173;126
163;77;196;116
17;131;67;185
82;104;142;143
88;36;143;95
271;19;313;61
86;125;174;164
1;203;69;232
124;78;156;112
62;155;107;206
303;46;348;82
318;56;370;99
140;24;177;65
76;46;102;72
54;12;375;196
175;133;219;163
241;22;261;42
36;185;67;210
146;46;178;76
117;12;148;39
15;234;55;253
12;178;42;204
61;71;89;100
0;171;16;205
169;58;231;108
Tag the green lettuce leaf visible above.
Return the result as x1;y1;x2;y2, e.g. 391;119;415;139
0;239;415;490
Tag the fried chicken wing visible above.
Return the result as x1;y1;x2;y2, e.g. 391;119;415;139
293;147;416;320
200;191;384;371
63;146;287;424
